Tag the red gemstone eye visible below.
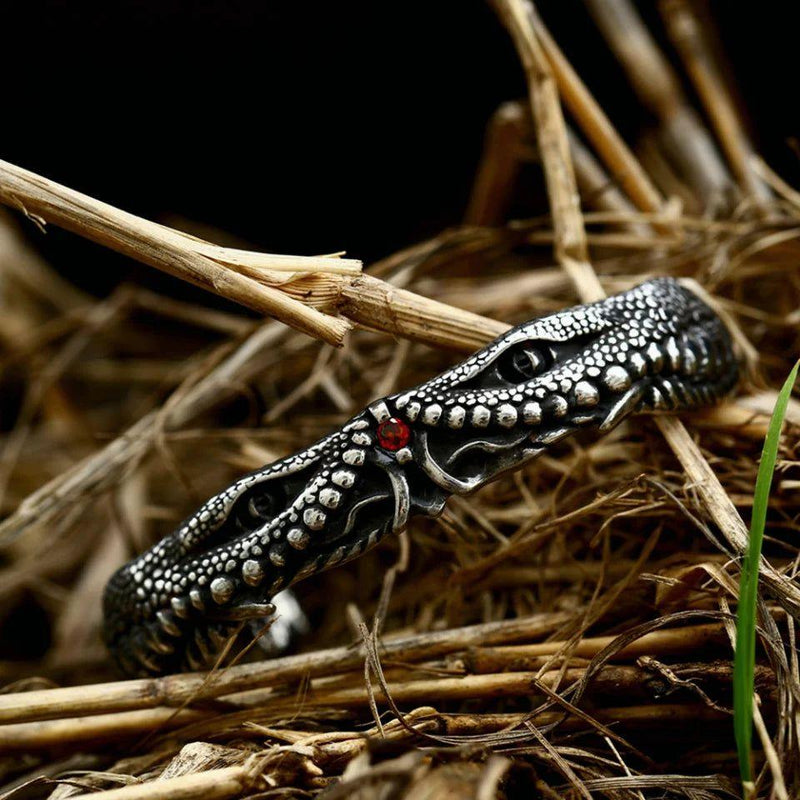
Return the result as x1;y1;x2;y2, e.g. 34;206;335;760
377;418;411;451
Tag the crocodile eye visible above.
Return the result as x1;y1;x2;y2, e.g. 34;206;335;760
248;495;276;519
234;486;286;532
496;345;551;384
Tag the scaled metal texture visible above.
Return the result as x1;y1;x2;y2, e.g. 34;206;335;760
103;278;738;675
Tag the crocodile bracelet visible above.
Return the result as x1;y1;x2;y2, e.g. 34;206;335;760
103;277;738;676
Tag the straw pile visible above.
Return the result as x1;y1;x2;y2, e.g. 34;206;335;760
0;1;799;797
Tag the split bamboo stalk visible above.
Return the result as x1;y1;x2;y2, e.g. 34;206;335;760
0;159;356;345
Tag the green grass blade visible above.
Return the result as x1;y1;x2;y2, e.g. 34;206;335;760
733;359;799;790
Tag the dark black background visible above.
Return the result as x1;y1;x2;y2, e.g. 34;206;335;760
3;1;798;298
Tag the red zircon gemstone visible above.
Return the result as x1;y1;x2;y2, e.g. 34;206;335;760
377;417;411;451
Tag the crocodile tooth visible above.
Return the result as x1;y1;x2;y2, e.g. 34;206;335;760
156;610;182;637
599;385;645;432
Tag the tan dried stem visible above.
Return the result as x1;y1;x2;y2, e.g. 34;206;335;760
522;3;665;215
0;159;356;345
464;101;532;227
660;0;772;204
0;662;737;751
0;159;524;358
67;764;259;800
339;275;507;353
584;0;732;209
463;100;648;232
492;0;602;302
0;612;570;726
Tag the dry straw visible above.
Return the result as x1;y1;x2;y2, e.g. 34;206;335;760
0;0;798;798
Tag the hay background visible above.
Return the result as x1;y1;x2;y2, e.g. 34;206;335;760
1;2;799;798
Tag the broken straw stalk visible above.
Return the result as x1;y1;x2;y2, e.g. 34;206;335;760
0;616;754;751
0;159;502;351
